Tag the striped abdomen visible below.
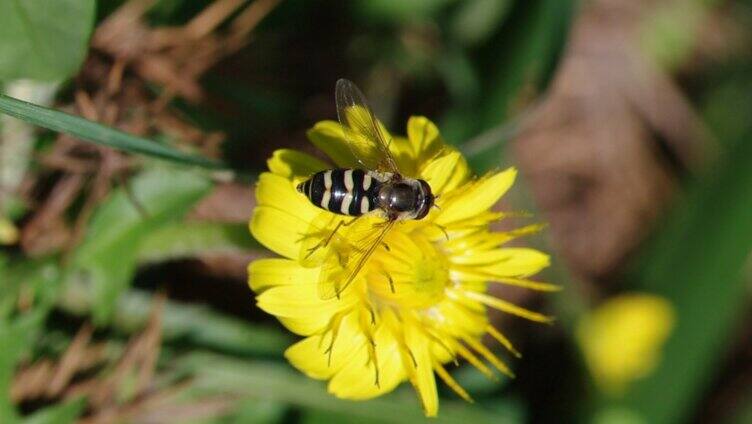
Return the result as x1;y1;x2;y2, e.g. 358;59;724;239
297;169;381;216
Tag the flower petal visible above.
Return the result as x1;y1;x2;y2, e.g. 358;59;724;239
576;294;675;394
255;172;317;213
404;323;439;417
419;149;471;196
390;136;420;177
407;116;443;163
248;258;318;292
267;148;329;180
285;311;365;378
450;248;550;280
307;121;359;168
443;224;545;254
436;295;487;334
250;206;310;259
256;283;356;335
434;361;473;403
451;247;546;266
460;290;553;323
251;172;328;259
328;315;406;399
435;168;517;226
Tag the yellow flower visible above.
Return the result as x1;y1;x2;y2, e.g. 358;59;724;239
248;116;557;416
577;293;675;395
0;216;19;245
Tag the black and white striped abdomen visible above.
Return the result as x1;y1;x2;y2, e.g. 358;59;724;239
297;169;381;216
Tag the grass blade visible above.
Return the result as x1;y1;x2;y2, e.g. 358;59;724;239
0;94;226;169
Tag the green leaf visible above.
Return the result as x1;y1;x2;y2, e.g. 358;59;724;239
458;0;576;172
23;398;86;424
449;0;513;47
0;308;49;422
68;166;212;324
58;286;291;357
219;400;286;424
0;321;24;423
611;135;752;422
355;0;456;22
480;0;574;126
138;222;258;264
0;94;227;169
0;0;95;81
729;386;752;424
638;0;721;70
1;259;60;319
180;353;516;424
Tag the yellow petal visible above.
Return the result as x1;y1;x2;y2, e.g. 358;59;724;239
435;168;517;226
487;325;522;358
434;361;473;403
250;206;311;260
256;283;356;336
460;290;553;323
267;148;329;180
438;211;504;232
443;224;545;254
0;217;19;245
251;172;327;259
389;135;420;177
451;340;496;381
307;121;359;168
436;293;487;331
407;116;443;163
462;335;514;377
328;315;406;399
248;258;319;292
577;293;675;395
306;117;446;178
451;247;548;266
491;277;561;292
404;323;439;417
450;248;550;280
286;311;365;378
419;149;471;196
255;172;318;213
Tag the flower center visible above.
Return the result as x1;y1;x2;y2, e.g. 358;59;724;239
366;229;449;309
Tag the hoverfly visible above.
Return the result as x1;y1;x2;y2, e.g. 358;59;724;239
296;79;436;299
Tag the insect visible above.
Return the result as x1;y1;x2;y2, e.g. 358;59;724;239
296;79;436;299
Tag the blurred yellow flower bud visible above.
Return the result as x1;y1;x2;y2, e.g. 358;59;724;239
577;293;675;395
0;216;19;245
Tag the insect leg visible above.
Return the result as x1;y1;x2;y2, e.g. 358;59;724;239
304;219;347;259
342;215;361;227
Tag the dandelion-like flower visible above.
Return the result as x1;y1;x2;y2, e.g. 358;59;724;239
248;115;557;416
577;293;675;395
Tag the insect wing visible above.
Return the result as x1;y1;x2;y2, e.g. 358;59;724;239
317;219;396;300
335;79;400;173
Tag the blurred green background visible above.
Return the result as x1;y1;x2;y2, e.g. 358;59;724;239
1;0;751;423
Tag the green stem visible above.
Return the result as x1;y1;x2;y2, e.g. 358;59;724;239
0;94;227;170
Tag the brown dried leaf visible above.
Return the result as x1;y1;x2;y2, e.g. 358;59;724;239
512;0;712;280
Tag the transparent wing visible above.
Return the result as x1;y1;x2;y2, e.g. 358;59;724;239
335;79;400;173
318;219;396;300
